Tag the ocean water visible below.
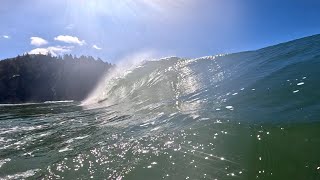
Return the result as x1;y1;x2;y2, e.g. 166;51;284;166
1;35;320;179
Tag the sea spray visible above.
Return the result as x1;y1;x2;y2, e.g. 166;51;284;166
82;51;158;107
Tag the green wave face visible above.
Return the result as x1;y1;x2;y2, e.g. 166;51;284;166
88;34;320;124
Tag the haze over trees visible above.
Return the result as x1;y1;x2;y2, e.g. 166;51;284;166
0;53;113;103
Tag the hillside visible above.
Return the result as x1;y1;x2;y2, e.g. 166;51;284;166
0;54;113;103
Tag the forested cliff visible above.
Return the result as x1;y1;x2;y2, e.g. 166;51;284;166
0;54;112;103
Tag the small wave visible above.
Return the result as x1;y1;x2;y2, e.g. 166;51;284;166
0;169;39;180
0;102;42;106
0;158;11;168
44;100;74;104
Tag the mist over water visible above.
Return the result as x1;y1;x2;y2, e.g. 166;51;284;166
1;35;320;179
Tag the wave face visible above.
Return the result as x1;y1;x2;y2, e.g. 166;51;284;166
1;35;320;180
85;34;320;124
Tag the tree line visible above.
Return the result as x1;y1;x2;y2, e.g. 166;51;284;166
0;53;113;103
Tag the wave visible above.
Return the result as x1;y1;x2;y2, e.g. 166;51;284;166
44;100;74;104
83;34;320;125
0;102;43;106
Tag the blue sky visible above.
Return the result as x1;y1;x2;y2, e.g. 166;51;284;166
1;0;320;63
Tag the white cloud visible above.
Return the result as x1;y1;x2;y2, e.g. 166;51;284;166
3;35;10;39
92;44;102;50
30;37;48;46
29;46;73;56
54;35;85;46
